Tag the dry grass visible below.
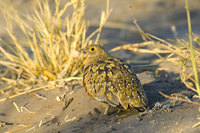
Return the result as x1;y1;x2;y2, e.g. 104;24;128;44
111;1;200;100
0;0;111;102
111;31;200;96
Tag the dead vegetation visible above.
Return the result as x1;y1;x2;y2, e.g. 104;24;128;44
0;0;111;102
111;30;200;96
111;0;200;105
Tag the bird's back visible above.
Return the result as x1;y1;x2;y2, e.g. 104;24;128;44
83;56;148;109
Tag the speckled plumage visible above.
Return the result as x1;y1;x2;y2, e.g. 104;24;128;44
82;45;148;114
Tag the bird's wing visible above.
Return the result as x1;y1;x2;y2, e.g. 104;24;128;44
83;61;120;107
104;58;148;109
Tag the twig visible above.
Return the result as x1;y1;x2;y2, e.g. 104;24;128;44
159;91;200;106
38;120;43;127
0;85;51;103
25;126;36;132
33;93;47;100
5;125;32;133
64;116;77;123
193;121;200;128
63;97;74;111
21;106;36;114
12;101;21;113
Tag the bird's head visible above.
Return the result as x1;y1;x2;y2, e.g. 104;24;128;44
81;44;108;58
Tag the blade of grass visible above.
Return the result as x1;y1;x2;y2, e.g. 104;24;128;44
185;0;200;96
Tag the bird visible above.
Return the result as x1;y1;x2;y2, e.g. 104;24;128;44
82;44;148;115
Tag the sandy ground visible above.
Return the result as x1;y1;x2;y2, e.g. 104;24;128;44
1;62;200;133
1;0;200;133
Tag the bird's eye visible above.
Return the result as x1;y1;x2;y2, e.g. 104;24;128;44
89;47;95;52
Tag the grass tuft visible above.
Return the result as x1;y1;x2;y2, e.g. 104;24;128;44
0;0;111;102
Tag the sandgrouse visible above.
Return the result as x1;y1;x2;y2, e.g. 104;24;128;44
82;44;148;115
